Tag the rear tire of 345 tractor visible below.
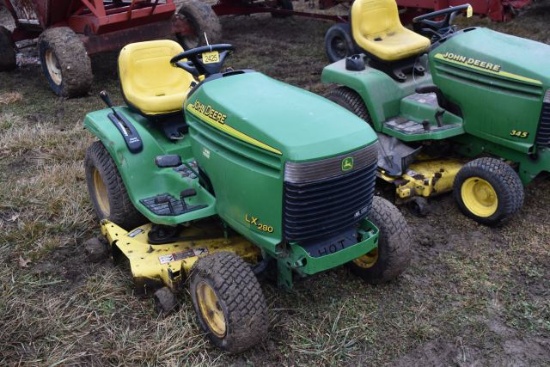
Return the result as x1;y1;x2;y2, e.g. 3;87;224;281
348;196;411;284
190;252;268;353
325;86;372;123
453;157;524;226
38;27;92;98
84;141;147;230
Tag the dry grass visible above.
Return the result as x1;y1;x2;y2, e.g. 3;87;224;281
1;5;549;367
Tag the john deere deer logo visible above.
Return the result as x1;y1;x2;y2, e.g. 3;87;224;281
341;157;354;171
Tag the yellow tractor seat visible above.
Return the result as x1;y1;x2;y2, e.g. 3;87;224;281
118;40;194;116
351;0;431;62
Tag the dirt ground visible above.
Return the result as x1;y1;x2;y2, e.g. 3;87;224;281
1;2;549;366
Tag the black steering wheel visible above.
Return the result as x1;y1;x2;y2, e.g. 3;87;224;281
170;44;234;78
412;4;471;43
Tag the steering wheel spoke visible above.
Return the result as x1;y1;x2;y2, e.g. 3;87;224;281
412;4;471;42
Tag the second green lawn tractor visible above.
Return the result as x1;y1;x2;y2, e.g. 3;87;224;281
83;39;411;353
322;0;550;225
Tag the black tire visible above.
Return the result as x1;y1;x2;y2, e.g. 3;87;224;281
0;26;16;71
453;157;524;226
324;23;355;63
154;287;178;315
348;196;411;283
84;141;147;230
325;86;371;123
407;196;430;217
190;252;268;353
38;27;92;97
84;237;110;263
271;0;293;18
175;0;221;49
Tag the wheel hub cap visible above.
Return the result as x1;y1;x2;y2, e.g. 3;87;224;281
45;49;62;86
197;281;226;338
461;177;498;217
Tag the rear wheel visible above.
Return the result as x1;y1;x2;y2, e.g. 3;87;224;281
190;252;268;353
348;196;411;283
175;0;221;49
324;23;355;63
84;141;147;230
38;27;92;97
0;26;16;71
453;157;524;226
325;86;371;123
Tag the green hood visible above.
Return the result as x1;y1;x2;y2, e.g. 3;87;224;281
432;27;550;86
185;72;377;161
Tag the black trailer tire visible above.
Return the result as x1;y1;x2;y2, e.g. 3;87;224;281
0;26;16;71
175;0;221;49
38;27;92;98
348;196;411;284
271;0;293;18
154;287;178;315
190;252;268;353
453;157;524;226
326;86;372;123
325;23;355;63
84;141;147;230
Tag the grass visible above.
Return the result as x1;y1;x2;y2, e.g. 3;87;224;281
1;5;550;367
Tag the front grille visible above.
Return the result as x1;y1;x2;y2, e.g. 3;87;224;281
536;92;550;147
283;143;378;242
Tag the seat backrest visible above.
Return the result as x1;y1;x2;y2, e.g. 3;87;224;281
118;40;194;116
350;0;430;62
351;0;402;43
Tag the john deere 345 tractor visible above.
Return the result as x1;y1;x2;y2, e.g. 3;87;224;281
83;40;411;353
322;1;550;225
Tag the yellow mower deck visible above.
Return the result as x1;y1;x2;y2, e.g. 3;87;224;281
100;220;260;294
379;158;465;201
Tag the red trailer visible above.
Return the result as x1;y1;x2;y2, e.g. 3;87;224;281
0;0;220;97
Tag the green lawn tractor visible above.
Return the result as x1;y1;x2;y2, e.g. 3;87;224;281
322;0;550;225
83;39;411;353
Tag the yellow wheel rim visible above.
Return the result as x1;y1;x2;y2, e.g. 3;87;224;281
353;248;379;269
461;177;498;217
92;169;110;216
196;281;226;338
44;49;62;86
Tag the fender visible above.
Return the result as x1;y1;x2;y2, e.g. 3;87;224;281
84;107;217;225
321;58;433;130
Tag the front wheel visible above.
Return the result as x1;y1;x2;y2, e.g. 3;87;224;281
190;252;268;353
453;157;524;226
348;196;411;283
38;27;92;97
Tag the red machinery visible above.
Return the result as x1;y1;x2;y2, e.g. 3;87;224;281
0;0;533;97
212;0;531;22
0;0;220;97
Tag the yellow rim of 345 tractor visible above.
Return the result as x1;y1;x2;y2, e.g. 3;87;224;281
197;281;226;338
93;169;110;216
461;177;498;218
353;248;379;269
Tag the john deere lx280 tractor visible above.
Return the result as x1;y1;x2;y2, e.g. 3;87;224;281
83;40;410;353
322;1;550;225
